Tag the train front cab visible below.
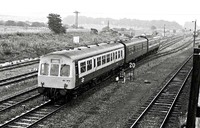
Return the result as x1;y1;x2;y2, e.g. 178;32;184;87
38;55;75;97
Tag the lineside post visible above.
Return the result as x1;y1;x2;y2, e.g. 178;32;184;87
186;48;200;128
129;62;135;81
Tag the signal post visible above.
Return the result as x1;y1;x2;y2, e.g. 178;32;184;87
129;62;135;81
187;48;200;128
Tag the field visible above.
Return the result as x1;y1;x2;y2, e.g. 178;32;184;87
0;25;50;34
0;27;119;63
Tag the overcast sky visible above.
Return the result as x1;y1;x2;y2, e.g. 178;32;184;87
1;0;200;25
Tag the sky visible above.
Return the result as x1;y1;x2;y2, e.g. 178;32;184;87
1;0;200;26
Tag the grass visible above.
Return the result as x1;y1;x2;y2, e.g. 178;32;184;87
0;31;119;63
0;26;50;34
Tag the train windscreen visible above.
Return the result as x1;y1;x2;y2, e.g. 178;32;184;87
60;64;70;77
40;63;49;75
50;64;59;76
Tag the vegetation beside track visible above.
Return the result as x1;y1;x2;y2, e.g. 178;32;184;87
0;32;119;62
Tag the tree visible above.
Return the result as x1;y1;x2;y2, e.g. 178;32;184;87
31;22;46;27
151;25;157;30
47;13;66;34
173;29;176;33
16;21;29;27
0;20;4;25
5;20;16;26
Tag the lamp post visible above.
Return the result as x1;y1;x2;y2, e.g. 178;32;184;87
164;24;165;37
192;20;197;47
74;11;80;29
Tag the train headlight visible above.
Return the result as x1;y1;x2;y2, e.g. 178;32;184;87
41;82;45;87
64;83;68;89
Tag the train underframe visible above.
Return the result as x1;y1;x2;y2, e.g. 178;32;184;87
38;87;74;101
38;68;120;101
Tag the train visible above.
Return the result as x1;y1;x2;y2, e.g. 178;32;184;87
38;35;161;99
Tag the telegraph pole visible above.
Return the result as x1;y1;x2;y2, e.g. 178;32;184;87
107;20;110;29
74;11;80;29
193;20;197;47
164;24;165;37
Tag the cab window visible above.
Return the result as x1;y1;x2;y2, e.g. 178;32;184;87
50;64;59;76
40;63;49;75
60;64;70;77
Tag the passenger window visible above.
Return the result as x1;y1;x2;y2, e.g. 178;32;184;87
97;57;101;66
107;54;110;62
80;62;86;73
87;60;92;71
110;53;113;61
115;51;118;59
40;63;49;75
102;55;106;65
94;58;96;68
118;51;120;58
50;64;59;76
60;64;70;77
121;50;123;58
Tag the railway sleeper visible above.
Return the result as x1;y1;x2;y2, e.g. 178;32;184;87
149;108;170;112
156;99;175;103
147;110;168;116
154;102;172;106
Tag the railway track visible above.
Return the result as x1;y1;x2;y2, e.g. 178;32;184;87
0;87;40;113
137;38;192;66
0;71;37;87
163;75;191;127
0;59;39;72
158;36;184;52
0;35;189;128
0;100;65;128
124;55;193;128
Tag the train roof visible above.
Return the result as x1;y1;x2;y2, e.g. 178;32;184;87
42;41;124;61
124;37;148;46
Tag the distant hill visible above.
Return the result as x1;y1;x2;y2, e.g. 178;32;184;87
63;15;183;30
0;15;47;22
0;14;183;30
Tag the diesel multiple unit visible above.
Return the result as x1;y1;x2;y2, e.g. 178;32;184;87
38;36;160;99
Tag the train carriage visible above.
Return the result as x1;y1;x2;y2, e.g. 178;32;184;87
122;37;148;63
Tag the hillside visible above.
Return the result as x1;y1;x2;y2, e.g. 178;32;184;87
0;15;183;30
63;15;183;30
0;15;47;23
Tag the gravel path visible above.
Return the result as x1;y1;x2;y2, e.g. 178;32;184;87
35;41;193;127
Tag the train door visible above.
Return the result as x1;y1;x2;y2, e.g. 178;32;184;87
93;57;97;71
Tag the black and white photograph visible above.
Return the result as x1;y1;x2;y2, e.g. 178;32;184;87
0;0;199;127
